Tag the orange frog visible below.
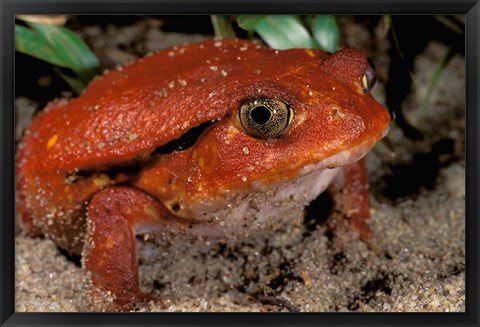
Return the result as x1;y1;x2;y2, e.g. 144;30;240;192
16;38;390;311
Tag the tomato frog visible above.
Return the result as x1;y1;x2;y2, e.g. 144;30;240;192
16;38;391;311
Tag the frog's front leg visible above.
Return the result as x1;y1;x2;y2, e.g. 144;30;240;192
83;186;181;312
327;158;372;240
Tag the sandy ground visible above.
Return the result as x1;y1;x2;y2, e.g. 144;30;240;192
14;17;465;312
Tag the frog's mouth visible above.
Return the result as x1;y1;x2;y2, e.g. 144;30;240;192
247;125;389;189
298;129;387;176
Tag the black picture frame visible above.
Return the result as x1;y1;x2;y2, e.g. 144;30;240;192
1;1;479;326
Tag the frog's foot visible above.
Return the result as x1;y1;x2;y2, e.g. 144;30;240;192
83;186;177;312
327;158;372;241
88;282;163;312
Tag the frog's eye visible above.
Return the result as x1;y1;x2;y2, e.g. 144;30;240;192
237;98;294;139
362;58;377;93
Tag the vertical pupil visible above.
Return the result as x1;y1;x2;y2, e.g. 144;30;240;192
250;105;271;125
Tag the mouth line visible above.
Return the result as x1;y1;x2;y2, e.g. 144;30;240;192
287;127;389;181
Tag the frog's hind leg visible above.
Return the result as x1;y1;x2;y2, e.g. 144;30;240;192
83;186;183;312
326;158;372;241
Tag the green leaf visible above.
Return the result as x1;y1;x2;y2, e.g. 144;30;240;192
211;15;236;39
374;136;396;159
27;22;101;84
15;22;102;93
422;46;452;113
388;16;406;61
15;24;71;68
237;15;266;30
240;15;318;50
311;15;339;52
55;68;87;95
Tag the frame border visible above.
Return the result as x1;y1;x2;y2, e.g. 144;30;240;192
1;1;479;326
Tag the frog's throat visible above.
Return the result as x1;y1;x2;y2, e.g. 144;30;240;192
138;166;339;240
